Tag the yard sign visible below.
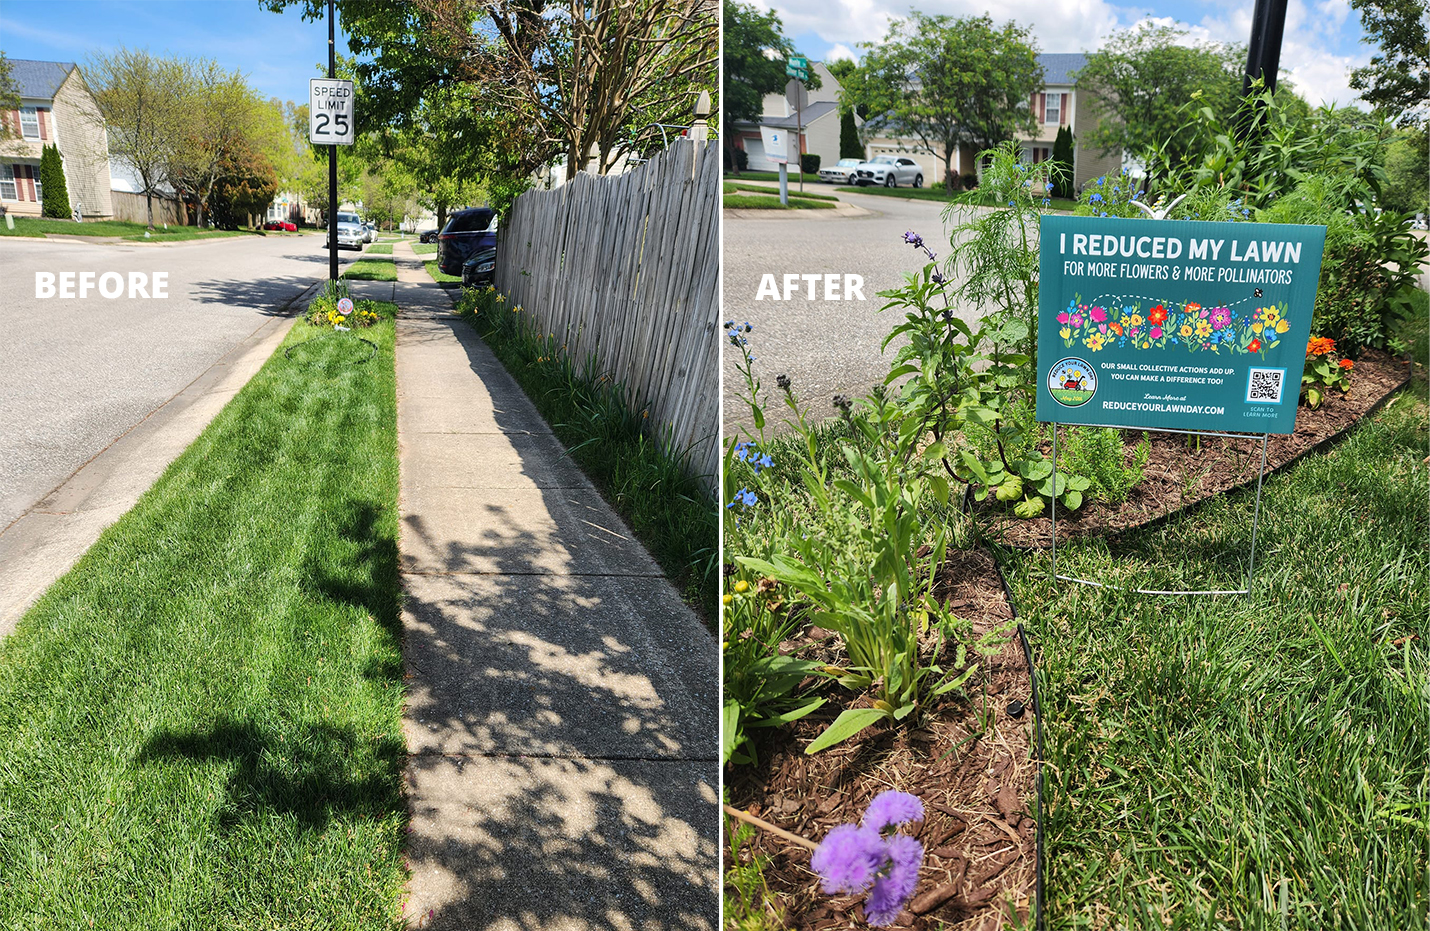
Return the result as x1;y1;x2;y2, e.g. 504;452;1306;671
1036;215;1326;434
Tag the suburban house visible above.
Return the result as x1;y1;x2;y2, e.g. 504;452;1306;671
863;52;1121;190
727;61;855;173
0;59;113;219
728;53;1121;191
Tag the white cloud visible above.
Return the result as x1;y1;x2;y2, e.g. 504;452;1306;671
825;43;859;62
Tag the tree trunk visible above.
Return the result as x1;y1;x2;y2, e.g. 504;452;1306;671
145;191;154;229
437;203;448;233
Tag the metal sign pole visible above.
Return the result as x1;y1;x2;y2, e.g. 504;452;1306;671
327;0;337;285
1048;423;1271;597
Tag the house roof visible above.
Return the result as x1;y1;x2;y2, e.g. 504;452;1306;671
754;100;839;130
1038;53;1087;87
9;59;75;100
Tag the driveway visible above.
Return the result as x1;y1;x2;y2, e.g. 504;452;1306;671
722;184;992;437
0;232;362;530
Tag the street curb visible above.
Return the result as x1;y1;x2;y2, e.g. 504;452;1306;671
0;279;321;639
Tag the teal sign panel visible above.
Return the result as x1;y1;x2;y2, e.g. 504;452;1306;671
1036;215;1325;434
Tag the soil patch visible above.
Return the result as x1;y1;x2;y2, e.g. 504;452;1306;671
727;549;1037;930
984;349;1412;546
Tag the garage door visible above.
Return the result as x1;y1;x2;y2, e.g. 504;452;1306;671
745;137;775;172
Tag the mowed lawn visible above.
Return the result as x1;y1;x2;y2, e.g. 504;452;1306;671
0;304;407;928
1002;385;1430;928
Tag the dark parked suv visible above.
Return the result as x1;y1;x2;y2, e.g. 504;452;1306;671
437;207;497;278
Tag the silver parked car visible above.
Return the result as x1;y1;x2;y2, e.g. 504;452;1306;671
853;155;923;188
818;158;862;185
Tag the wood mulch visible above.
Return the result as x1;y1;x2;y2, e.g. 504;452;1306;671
984;349;1413;547
727;549;1038;931
725;351;1413;930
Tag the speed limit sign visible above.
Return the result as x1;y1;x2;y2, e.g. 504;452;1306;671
309;78;355;145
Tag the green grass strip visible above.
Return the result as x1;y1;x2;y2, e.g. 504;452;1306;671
456;288;718;626
0;303;407;929
723;182;839;202
365;243;393;255
343;258;397;282
411;243;437;256
1001;383;1429;928
723;193;835;210
424;260;461;283
835;184;1078;210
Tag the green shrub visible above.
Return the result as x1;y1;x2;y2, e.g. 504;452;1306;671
1059;426;1150;504
961;172;978;190
839;110;862;160
1051;126;1074;199
733;147;749;173
800;153;821;174
39;144;70;219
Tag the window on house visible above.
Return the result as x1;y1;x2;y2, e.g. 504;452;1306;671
0;164;15;200
34;168;42;204
1044;94;1061;125
20;107;39;139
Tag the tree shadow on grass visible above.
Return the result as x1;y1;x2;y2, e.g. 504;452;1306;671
137;717;404;834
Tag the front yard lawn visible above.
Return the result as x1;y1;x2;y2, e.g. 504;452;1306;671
0;301;407;929
424;260;461;283
1003;382;1428;927
0;216;270;241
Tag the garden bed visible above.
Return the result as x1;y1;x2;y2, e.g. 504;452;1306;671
983;349;1412;547
728;549;1039;930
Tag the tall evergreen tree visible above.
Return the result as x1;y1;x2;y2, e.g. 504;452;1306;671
39;144;71;219
839;109;862;160
1051;125;1074;199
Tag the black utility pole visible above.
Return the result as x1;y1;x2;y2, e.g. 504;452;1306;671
1242;0;1289;99
327;0;338;284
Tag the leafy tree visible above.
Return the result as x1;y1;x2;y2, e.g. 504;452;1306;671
210;142;279;228
1050;125;1074;198
839;109;862;160
1381;129;1429;215
85;49;188;229
723;0;797;126
1075;24;1243;179
0;54;19;140
841;13;1041;191
1349;0;1428;125
39;145;71;218
166;62;268;229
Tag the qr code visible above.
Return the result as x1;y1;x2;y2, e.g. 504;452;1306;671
1246;367;1285;404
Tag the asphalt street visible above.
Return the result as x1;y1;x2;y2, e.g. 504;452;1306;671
722;184;989;437
0;231;361;530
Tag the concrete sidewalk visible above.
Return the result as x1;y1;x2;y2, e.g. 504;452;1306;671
390;281;718;930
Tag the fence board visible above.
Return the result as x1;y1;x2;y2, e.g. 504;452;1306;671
495;139;720;493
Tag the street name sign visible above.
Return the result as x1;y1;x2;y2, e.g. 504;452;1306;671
1036;215;1325;435
309;78;355;145
785;56;808;80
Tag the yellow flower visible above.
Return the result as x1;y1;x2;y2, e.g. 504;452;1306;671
1059;326;1072;340
1129;314;1144;328
1275;318;1289;334
722;593;733;605
1263;307;1282;325
495;294;506;303
1252;321;1264;334
1195;318;1212;338
733;580;749;593
1180;323;1194;339
1084;332;1106;351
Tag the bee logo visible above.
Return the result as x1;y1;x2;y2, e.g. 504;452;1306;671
1049;359;1097;407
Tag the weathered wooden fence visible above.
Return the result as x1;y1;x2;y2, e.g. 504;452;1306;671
496;138;720;492
110;190;186;226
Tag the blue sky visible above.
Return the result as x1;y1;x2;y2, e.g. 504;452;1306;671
0;0;352;105
769;0;1379;110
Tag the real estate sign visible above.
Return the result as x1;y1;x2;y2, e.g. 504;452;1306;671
1036;215;1326;434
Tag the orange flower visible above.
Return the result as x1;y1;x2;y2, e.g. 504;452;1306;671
1110;322;1124;336
1306;336;1336;357
1148;304;1168;325
1338;358;1354;370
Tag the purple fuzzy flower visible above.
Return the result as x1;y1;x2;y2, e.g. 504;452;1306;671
862;791;924;832
902;230;924;249
863;834;923;926
810;824;887;894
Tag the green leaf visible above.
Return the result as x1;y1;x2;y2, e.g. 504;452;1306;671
805;707;890;754
721;701;742;765
750;403;765;431
751;697;827;727
1061;488;1083;510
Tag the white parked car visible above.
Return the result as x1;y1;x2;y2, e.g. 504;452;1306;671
819;158;862;185
852;155;923;188
328;211;365;250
